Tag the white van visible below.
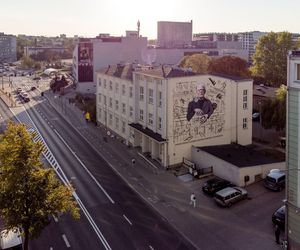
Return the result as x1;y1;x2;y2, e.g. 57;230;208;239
0;228;23;250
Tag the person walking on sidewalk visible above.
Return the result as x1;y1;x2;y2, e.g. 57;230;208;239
131;158;136;164
275;224;280;244
190;192;196;208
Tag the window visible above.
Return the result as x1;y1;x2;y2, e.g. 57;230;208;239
103;96;107;105
98;108;101;119
103;79;107;89
158;91;162;107
98;79;101;87
98;94;101;103
243;89;248;110
109;114;113;125
139;86;144;101
122;121;126;133
115;82;119;93
109;97;112;108
109;81;113;90
115;100;119;110
297;64;300;80
242;118;248;129
129;106;133;117
129;86;133;98
122;103;126;113
122;84;126;95
158;117;162;130
115;117;119;129
139;109;144;121
148;89;153;104
148;113;153;125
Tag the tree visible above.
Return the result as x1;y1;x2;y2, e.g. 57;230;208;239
179;54;212;74
208;55;250;77
0;123;80;250
251;32;295;87
261;84;287;131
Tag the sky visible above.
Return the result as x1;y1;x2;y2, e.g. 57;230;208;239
0;0;299;39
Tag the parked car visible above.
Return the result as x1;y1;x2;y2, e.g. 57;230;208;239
202;177;232;195
252;112;260;121
214;187;248;207
0;227;23;250
30;86;36;91
272;205;285;229
264;169;285;191
16;88;22;94
19;92;30;102
33;76;41;80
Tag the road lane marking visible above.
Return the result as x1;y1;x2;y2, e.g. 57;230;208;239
52;215;58;222
123;214;133;226
54;129;115;204
149;246;154;250
62;234;71;248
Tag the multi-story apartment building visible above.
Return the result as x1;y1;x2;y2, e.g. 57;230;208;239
238;31;267;64
286;50;300;250
96;64;252;167
0;32;17;63
157;21;193;48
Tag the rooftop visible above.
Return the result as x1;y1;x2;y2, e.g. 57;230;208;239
198;144;284;168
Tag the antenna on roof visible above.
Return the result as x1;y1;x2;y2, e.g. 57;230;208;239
137;20;140;37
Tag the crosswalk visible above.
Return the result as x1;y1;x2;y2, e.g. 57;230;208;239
12;106;70;187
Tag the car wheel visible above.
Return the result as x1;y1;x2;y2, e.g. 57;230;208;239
244;194;248;200
227;202;232;207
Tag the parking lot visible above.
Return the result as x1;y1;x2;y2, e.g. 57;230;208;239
183;175;285;249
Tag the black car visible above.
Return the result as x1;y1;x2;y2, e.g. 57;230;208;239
202;177;232;195
272;205;285;229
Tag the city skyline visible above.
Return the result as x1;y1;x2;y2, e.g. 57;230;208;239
0;0;299;38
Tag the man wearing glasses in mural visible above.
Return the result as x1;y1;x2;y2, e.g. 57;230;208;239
186;84;214;122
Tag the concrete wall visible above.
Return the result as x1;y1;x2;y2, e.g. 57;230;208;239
191;147;286;186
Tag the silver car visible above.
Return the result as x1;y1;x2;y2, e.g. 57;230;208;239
214;187;248;207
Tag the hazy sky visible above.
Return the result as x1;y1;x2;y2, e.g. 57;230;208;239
0;0;298;38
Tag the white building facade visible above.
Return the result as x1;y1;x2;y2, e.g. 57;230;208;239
286;50;300;249
96;64;253;168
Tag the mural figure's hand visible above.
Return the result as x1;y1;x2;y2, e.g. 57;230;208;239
194;108;204;116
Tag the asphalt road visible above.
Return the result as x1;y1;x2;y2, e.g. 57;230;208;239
19;88;196;249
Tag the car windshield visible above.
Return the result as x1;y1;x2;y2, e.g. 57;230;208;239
266;176;276;183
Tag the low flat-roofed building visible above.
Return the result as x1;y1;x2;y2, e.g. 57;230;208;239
192;144;285;186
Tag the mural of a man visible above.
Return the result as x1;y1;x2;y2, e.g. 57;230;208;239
186;84;214;122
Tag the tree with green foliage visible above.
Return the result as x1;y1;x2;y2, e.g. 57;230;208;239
251;32;295;87
261;84;287;131
0;123;80;250
179;54;212;74
208;55;250;78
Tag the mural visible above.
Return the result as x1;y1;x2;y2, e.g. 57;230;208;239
173;77;226;144
78;42;93;82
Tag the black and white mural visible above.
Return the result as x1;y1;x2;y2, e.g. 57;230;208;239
172;77;227;144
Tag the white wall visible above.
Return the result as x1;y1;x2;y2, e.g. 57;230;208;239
191;147;286;186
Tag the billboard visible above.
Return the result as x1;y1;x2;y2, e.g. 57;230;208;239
172;77;226;144
78;42;93;82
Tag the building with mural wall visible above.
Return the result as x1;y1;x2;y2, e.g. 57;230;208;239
96;64;253;167
286;50;300;250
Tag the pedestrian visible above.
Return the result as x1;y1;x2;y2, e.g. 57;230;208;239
190;192;196;208
132;158;135;164
275;224;280;244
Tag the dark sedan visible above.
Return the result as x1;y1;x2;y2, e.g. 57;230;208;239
272;205;285;229
202;177;232;195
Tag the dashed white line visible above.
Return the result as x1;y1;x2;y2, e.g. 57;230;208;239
149;245;154;250
62;234;71;248
52;215;58;222
123;214;132;226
